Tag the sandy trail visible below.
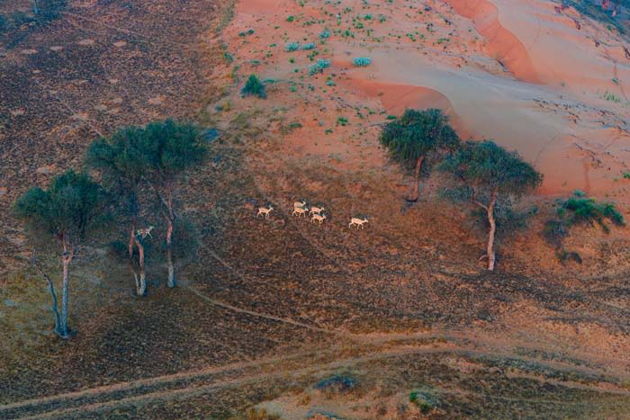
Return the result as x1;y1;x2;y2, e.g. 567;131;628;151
4;334;626;419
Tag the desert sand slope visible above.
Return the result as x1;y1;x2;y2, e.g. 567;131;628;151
231;0;629;204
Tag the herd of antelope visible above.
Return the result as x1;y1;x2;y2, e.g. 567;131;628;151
257;200;369;229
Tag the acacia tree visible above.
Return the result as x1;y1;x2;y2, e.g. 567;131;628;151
14;170;108;338
380;109;460;202
139;120;207;288
440;140;542;271
86;127;151;296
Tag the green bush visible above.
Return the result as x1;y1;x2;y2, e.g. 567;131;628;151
285;42;300;52
241;75;267;98
353;57;372;67
409;390;438;414
558;194;624;233
319;29;331;39
308;59;330;75
301;42;316;50
543;192;624;262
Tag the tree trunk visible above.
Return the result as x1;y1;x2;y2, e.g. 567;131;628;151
128;225;136;258
59;241;73;339
43;270;62;336
133;236;147;296
486;189;498;271
166;217;175;288
32;257;63;336
406;156;425;202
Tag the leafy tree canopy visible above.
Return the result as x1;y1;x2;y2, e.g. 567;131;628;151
140;119;207;183
380;108;460;168
14;170;108;242
440;140;542;195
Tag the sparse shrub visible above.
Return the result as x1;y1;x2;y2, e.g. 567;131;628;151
558;193;624;233
308;59;330;75
242;74;267;98
409;390;439;414
285;42;300;52
543;191;624;262
238;29;255;37
319;29;331;39
557;249;582;264
315;374;357;392
543;219;568;249
245;408;281;420
623;172;630;179
353;57;372;67
602;91;621;103
301;42;316;50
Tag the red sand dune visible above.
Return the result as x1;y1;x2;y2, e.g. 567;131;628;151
344;77;470;138
446;0;541;83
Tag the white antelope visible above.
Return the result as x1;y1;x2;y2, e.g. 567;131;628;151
349;217;369;229
257;205;274;218
136;226;154;239
311;213;327;224
293;200;307;209
292;206;308;217
309;205;325;216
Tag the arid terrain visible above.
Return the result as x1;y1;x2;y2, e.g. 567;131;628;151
1;0;629;419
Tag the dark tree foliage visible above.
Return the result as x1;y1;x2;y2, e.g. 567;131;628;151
32;0;68;22
241;74;267;99
134;119;207;288
14;170;108;338
380;108;460;201
440;140;543;270
87;119;207;290
86;127;151;295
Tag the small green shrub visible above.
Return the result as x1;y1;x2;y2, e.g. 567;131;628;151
315;374;357;392
602;91;621;103
353;57;372;67
409;390;439;414
241;75;267;99
285;42;300;52
623;172;630;179
308;59;330;75
559;194;624;233
544;191;624;262
319;29;331;39
301;42;316;50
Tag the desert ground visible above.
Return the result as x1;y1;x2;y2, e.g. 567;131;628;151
0;0;629;419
